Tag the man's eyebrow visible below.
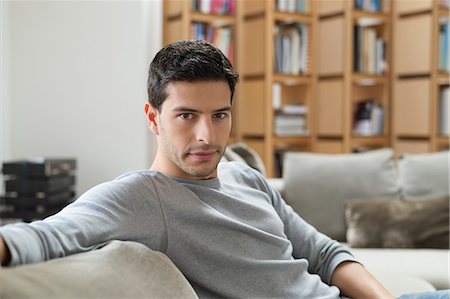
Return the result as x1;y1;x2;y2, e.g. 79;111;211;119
172;107;199;113
171;106;232;113
214;106;232;112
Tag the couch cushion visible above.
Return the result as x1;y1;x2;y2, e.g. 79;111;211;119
0;240;198;299
345;196;449;249
398;151;449;199
283;149;400;241
350;247;450;291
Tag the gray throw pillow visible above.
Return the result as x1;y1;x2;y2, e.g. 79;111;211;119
224;142;266;176
221;147;247;164
345;196;449;249
398;151;449;199
283;148;400;241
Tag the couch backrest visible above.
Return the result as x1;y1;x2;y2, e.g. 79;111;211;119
282;149;450;242
398;151;449;199
283;148;401;241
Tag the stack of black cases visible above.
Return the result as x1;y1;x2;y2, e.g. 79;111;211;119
0;158;76;224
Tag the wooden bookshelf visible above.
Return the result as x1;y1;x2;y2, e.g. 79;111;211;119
236;0;315;177
392;0;450;157
162;0;447;177
315;0;391;154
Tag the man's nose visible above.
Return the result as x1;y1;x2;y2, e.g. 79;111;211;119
196;118;215;145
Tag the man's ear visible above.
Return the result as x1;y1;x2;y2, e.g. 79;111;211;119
144;102;159;135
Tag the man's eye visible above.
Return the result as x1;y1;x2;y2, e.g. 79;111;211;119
178;113;194;119
214;113;228;119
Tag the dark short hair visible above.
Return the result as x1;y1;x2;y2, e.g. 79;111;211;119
147;40;239;111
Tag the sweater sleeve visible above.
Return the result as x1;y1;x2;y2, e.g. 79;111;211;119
249;168;357;285
272;193;357;284
0;172;166;266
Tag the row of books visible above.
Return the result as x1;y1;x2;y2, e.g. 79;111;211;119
354;0;382;12
191;0;235;15
439;0;450;9
274;104;308;136
439;21;450;73
191;23;234;63
274;23;311;75
354;25;386;75
1;158;76;223
275;0;310;14
352;99;384;136
440;86;449;135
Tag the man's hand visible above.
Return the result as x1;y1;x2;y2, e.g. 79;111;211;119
0;236;11;266
331;261;395;299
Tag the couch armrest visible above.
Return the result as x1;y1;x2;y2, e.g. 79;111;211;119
0;240;198;299
267;178;285;197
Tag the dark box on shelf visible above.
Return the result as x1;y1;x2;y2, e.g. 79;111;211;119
0;158;77;223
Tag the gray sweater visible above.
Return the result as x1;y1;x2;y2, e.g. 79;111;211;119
0;162;355;298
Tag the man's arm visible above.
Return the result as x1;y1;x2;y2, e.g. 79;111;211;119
0;173;166;266
0;236;11;266
256;170;395;298
331;261;394;299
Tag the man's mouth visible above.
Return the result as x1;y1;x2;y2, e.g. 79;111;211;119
189;150;218;161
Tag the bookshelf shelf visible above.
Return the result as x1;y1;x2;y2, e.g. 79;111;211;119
352;74;388;85
398;9;432;17
353;10;389;22
167;13;182;20
350;136;390;147
273;136;312;147
274;11;313;23
190;12;236;26
351;135;388;141
273;74;312;85
437;136;450;146
437;73;450;85
438;8;450;18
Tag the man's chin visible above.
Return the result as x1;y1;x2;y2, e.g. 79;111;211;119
181;163;218;179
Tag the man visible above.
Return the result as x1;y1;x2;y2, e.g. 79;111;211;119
0;40;428;298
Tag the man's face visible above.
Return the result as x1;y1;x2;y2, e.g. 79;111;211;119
146;81;232;180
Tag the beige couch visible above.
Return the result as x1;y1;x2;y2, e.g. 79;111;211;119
1;149;448;298
269;149;449;296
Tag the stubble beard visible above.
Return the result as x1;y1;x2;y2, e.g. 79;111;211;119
161;135;225;179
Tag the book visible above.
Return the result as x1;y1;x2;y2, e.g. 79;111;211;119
274;112;307;136
274;23;310;75
353;25;385;74
282;104;307;115
354;0;381;12
272;83;282;110
440;87;450;135
439;22;449;73
353;99;384;136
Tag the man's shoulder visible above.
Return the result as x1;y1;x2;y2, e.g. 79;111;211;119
218;161;257;176
219;161;269;188
83;170;174;198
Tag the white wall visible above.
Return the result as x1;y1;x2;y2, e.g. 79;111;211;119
1;0;161;195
